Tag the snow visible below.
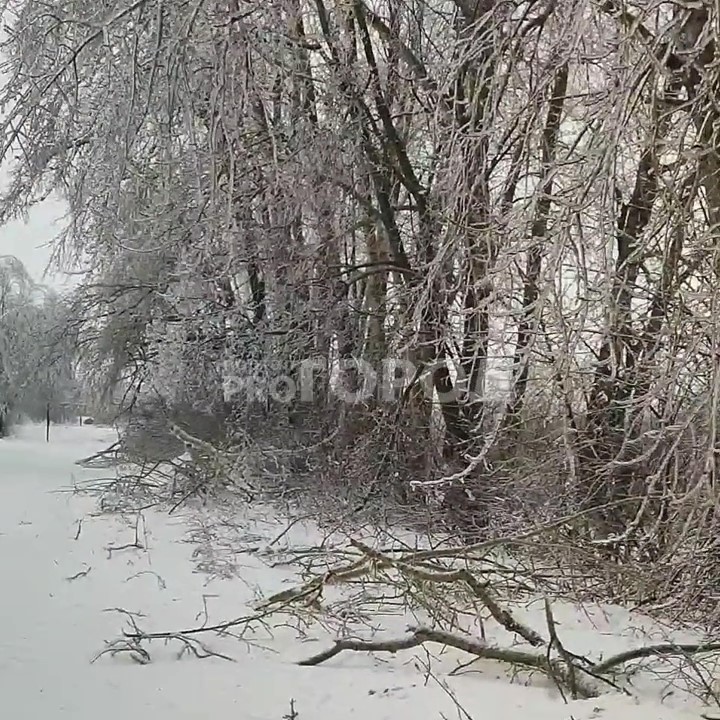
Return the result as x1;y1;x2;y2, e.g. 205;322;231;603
0;424;714;719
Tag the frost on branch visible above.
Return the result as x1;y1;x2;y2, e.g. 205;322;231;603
3;0;720;620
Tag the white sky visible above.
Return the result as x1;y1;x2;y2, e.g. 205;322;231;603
0;193;69;289
0;31;70;289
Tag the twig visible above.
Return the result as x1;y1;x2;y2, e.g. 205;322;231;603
126;570;166;589
163;633;236;662
66;566;92;581
416;656;474;720
106;541;144;558
283;699;299;720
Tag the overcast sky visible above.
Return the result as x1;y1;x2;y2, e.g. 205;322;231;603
0;191;69;289
0;31;71;289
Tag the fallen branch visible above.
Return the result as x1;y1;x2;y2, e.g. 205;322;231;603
544;598;585;699
258;555;371;609
593;642;720;675
101;532;720;702
298;625;600;698
97;607;241;664
299;624;720;701
350;539;545;646
75;440;121;468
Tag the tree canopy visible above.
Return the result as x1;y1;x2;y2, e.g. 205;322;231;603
0;0;719;564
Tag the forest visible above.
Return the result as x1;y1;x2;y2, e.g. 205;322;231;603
0;254;77;433
0;0;719;621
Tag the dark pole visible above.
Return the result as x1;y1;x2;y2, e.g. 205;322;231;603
46;402;50;443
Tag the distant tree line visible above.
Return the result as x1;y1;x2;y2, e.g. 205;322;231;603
0;255;79;436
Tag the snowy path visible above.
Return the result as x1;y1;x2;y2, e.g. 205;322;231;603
0;425;710;719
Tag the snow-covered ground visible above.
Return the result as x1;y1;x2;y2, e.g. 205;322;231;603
0;423;715;719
